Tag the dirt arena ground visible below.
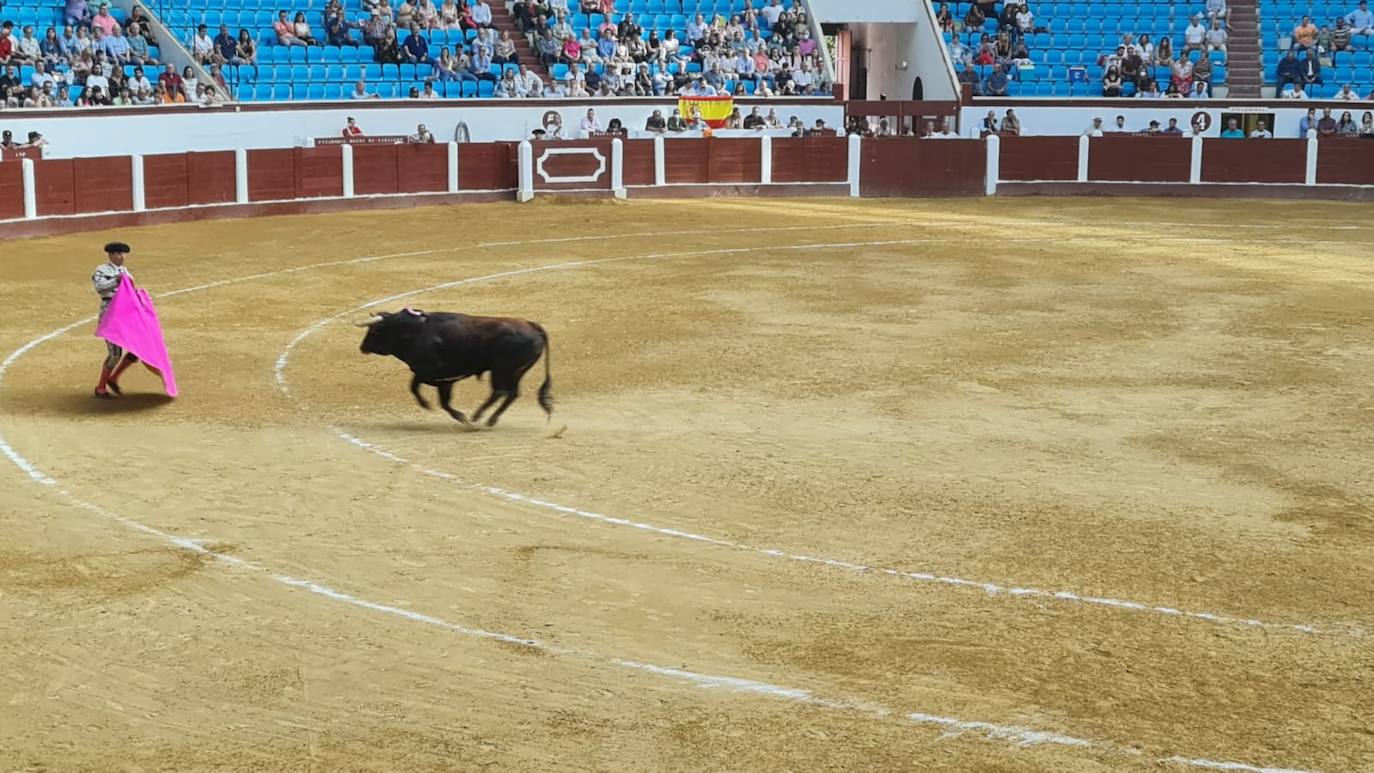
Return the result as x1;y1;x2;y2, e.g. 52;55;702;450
1;197;1371;772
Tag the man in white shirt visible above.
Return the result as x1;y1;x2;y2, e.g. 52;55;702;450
84;67;110;96
351;79;380;99
580;107;602;134
1083;117;1104;136
418;80;439;99
518;64;544;96
761;0;783;27
192;24;215;63
1335;83;1359;100
1206;0;1227;22
1015;5;1033;32
28;61;56;89
128;65;152;92
1249;119;1272;138
1284;83;1308;98
471;0;492;28
1183;14;1207;54
1205;19;1227;53
1346;0;1374;36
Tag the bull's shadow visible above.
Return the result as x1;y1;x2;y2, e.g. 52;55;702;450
367;420;495;434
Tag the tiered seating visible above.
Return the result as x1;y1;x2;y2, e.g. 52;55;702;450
943;0;1228;97
1260;0;1374;96
0;0;164;105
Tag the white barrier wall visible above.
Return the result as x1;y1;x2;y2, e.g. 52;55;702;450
0;100;845;158
960;102;1372;138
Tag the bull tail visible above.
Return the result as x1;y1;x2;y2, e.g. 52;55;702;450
531;322;554;422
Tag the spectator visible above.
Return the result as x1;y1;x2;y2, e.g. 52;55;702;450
326;8;359;45
1220;117;1243;137
29;60;56;90
0;32;12;68
1317;107;1338;136
964;3;985;31
1206;19;1227;55
180;65;198;101
469;44;496;79
125;6;157;45
208;63;229;95
342;116;363;137
936;2;953;31
350;79;379;98
294;12;319;45
1293;16;1318;50
84;83;113;105
213;24;236;64
39;27;65;67
1164;117;1185;134
1299;107;1317;135
494;30;517;64
1337;110;1358;135
1360;111;1374;136
101;25;132;64
236;29;257;64
1171;55;1194;92
273;10;302;47
494;67;522;96
363;9;393;45
1113;114;1127;131
1301;50;1322;91
1183;15;1207;55
580;107;601;133
65;0;90;28
985;65;1008;96
1138;79;1162;98
1206;0;1228;23
192;24;215;64
1189;80;1208;98
1102;65;1123;96
1336;83;1359;100
1347;1;1374;38
1249;119;1272;137
91;5;119;37
1276;49;1302;94
157;62;182;92
471;0;493;28
375;27;402;62
403;22;432;62
17;26;41;63
1121;47;1142;85
1083;116;1104;136
1156;36;1173;64
409;123;435;142
128;65;151;92
1193;53;1213;86
155;81;183;103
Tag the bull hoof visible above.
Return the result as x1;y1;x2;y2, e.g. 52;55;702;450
417;399;432;411
485;416;500;428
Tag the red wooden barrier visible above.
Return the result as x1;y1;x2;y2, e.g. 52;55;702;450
531;139;613;191
622;139;656;186
998;136;1079;181
772;136;847;183
143;153;190;209
1201;139;1305;183
707;138;761;184
295;146;344;198
459;142;517;190
1314;138;1374;185
187;151;237;205
32;158;76;216
860;138;985;197
1087;136;1191;182
0;161;25;219
247;148;297;201
352;144;400;196
74;156;134;214
665;138;709;184
396;144;448;193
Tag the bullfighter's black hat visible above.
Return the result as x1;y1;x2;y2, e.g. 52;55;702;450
104;241;130;254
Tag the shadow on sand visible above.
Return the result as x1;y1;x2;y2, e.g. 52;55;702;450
48;391;176;416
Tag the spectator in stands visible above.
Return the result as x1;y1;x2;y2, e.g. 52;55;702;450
1156;36;1173;64
1171;54;1194;93
212;24;235;65
1299;107;1317;134
192;24;215;64
537;29;561;65
403;23;432;63
1206;19;1227;56
1164;117;1184;134
1249;119;1272;137
494;30;518;64
1183;15;1207;55
273;10;304;47
985;65;1008;96
1346;1;1374;38
580;107;601;134
1337;110;1358;135
155;81;183;103
128;65;151;92
17;26;41;63
157;62;181;93
28;60;55;91
39;27;65;67
180;65;198;101
65;0;90;28
127;21;155;64
351;79;380;98
326;8;360;45
113;85;134;105
294;13;319;45
1318;107;1338;136
1301;50;1322;91
1206;0;1228;23
1121;47;1142;86
375;27;402;62
236;29;257;64
364;9;393;44
342;116;363;137
1330;18;1354;53
1360;111;1374;135
469;42;496;78
494;67;521;96
1275;48;1302;94
1138;79;1162;98
125;5;157;45
1102;65;1123;96
415;0;439;28
1193;52;1213;86
519;63;543;96
471;0;493;28
433;47;458;79
0;31;14;68
1220;117;1243;137
1083;116;1104;136
91;5;119;37
1189;80;1208;97
83;83;112;104
102;25;132;65
61;25;80;56
1334;83;1359;99
208;63;228;95
1293;16;1318;50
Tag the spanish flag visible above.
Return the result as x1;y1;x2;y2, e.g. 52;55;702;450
678;95;734;129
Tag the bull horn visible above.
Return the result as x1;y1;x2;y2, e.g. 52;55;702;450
353;314;384;328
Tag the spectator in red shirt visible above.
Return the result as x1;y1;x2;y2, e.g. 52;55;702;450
342;116;364;137
157;62;183;94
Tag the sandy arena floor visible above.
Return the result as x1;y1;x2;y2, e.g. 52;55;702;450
1;197;1371;772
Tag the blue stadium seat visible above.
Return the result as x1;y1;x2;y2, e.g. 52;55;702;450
306;83;324;99
462;81;478;97
477;80;494;96
325;83;343;99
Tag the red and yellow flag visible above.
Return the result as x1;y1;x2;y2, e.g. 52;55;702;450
678;95;734;129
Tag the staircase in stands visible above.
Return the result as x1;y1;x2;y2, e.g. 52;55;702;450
495;3;550;80
1226;0;1262;97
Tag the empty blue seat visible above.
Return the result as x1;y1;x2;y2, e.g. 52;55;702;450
306;83;324;99
477;80;494;96
325;83;343;98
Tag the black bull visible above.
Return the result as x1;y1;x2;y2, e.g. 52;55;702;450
356;308;553;427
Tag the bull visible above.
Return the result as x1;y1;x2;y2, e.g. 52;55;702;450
355;307;553;427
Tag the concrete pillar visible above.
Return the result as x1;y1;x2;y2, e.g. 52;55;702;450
611;137;626;199
847;133;861;197
340;143;354;198
760;135;772;185
234;148;249;204
1077;134;1090;182
447;141;459;193
983;133;999;196
20;158;36;219
131;154;146;212
1305;136;1318;185
517;140;534;202
653;135;666;187
1189;136;1203;184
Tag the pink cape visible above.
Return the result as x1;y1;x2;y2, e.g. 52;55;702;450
95;272;179;397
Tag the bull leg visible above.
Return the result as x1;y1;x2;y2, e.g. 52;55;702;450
483;366;530;428
410;375;432;410
435;381;470;425
470;389;502;423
